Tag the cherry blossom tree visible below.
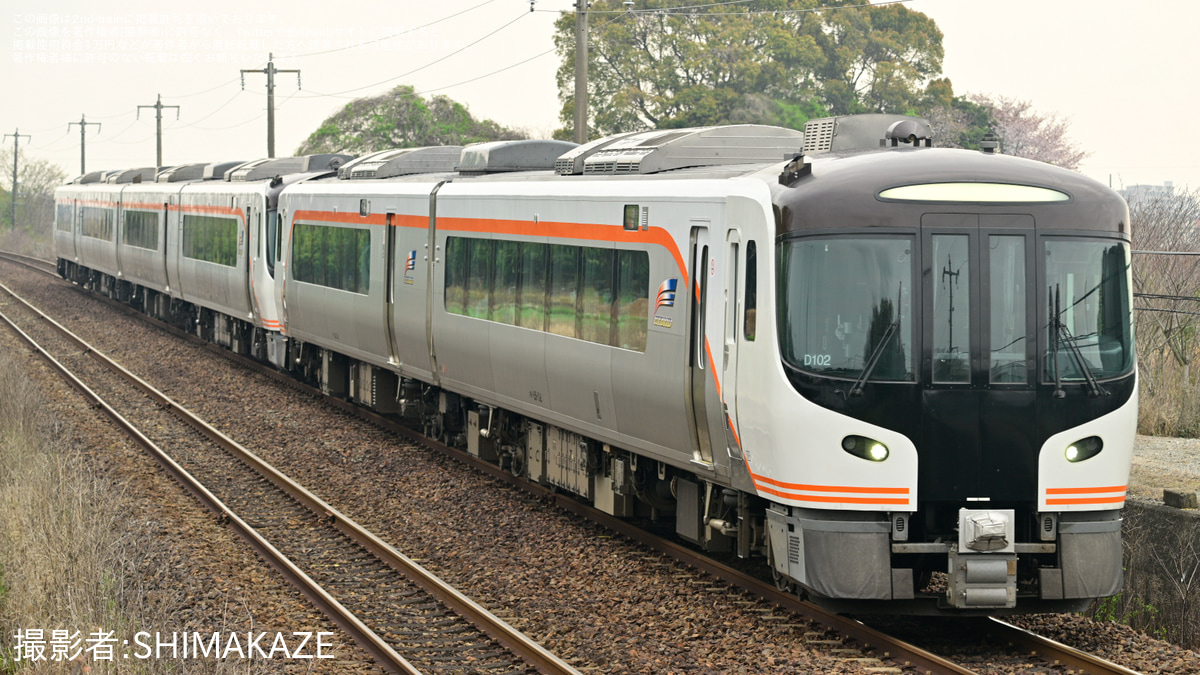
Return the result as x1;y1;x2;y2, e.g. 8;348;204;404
968;94;1088;170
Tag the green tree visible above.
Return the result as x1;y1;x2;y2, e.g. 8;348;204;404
297;85;526;155
553;0;944;139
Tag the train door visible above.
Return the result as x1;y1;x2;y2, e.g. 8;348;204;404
160;201;170;289
722;228;742;458
383;212;400;365
920;214;1036;502
687;223;714;465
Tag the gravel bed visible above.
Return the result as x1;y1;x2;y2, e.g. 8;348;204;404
0;290;377;672
1129;434;1200;501
5;261;1200;674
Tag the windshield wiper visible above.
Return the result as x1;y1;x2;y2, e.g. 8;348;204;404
849;319;899;397
1050;284;1109;399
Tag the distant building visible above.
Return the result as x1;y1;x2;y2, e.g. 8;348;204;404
1119;181;1174;202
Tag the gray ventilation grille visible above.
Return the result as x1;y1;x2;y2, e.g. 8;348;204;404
567;125;804;176
336;146;463;180
457;140;578;174
226;154;353;181
105;167;160;184
156;160;245;183
803;118;837;154
803;114;932;154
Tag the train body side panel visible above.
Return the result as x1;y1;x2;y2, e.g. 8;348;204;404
75;186;121;278
174;185;254;320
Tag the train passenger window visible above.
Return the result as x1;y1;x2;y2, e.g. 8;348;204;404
466;239;493;319
932;234;970;383
182;214;238;267
123;210;159;250
581;248;615;344
518;242;548;330
444;237;467;315
80;206;115;241
493;240;519;325
549;244;579;338
989;236;1026;383
290;222;370;293
744;241;757;341
56;204;73;232
616;250;649;351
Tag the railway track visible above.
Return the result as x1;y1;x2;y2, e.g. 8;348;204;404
0;251;1151;674
0;277;581;675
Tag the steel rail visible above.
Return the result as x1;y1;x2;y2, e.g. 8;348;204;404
986;619;1145;675
0;281;580;675
9;261;1147;675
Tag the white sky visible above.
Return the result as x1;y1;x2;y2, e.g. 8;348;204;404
3;0;1196;191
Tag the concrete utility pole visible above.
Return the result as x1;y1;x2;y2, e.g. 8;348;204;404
574;0;588;144
137;94;180;171
241;53;301;158
3;129;30;230
67;114;101;175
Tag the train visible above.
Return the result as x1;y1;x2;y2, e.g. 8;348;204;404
53;114;1136;615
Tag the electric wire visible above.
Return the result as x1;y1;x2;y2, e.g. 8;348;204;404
297;11;531;99
280;0;503;59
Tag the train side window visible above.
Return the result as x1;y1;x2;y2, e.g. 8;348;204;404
56;204;73;232
518;242;548;330
274;212;284;266
444;236;467;315
581;247;614;345
265;210;277;278
123;210;158;250
493;240;519;325
549;244;579;338
182;214;238;267
466;238;493;319
616;250;649;351
744;240;756;341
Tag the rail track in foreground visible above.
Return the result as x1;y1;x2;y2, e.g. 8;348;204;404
0;276;581;675
0;251;1149;674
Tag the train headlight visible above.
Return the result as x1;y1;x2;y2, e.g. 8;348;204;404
842;435;889;462
1065;436;1103;463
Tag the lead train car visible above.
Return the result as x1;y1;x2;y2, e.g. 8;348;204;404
57;116;1136;615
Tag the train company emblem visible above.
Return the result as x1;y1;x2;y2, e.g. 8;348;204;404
653;278;677;328
404;250;417;285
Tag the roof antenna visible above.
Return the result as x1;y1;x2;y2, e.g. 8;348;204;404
980;131;1000;154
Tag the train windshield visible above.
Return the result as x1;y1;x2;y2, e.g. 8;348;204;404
1043;239;1134;381
778;237;915;381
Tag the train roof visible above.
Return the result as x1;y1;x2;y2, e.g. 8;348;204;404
773;146;1129;237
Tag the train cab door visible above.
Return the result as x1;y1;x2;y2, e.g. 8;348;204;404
687;223;715;465
921;214;1037;503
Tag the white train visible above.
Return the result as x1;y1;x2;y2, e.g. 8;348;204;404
54;114;1136;614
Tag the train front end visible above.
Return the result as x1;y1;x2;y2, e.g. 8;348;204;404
758;120;1134;614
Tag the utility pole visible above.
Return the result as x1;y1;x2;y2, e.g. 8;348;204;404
67;114;101;175
3;129;30;230
241;53;301;158
574;0;588;144
137;94;180;171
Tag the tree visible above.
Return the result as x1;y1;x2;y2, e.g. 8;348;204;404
297;85;526;155
967;94;1088;170
553;0;945;139
0;150;66;235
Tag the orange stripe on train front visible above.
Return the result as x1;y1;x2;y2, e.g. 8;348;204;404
752;473;910;495
1045;485;1127;495
755;483;911;506
1046;496;1127;505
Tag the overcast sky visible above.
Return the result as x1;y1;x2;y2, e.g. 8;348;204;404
3;0;1196;192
